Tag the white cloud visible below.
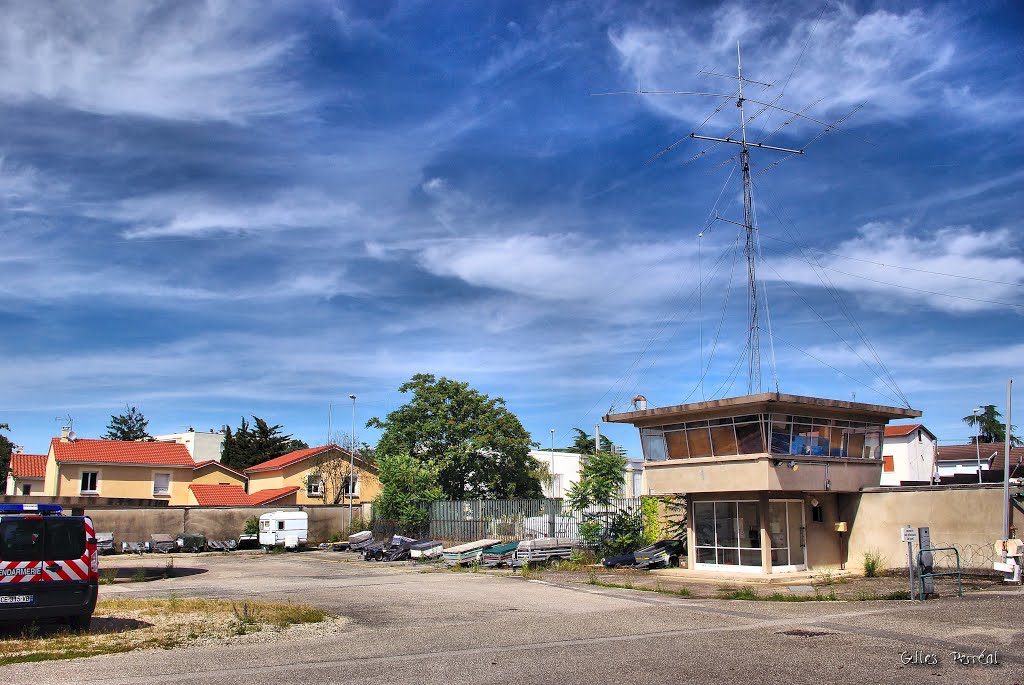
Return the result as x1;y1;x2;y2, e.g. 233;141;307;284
605;3;1004;131
115;189;362;239
762;222;1024;313
0;0;304;122
415;232;705;308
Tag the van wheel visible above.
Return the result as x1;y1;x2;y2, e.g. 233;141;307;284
67;613;92;632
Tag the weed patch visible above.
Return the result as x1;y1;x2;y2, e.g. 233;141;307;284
0;598;331;667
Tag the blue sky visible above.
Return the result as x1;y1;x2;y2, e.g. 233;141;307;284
2;0;1022;458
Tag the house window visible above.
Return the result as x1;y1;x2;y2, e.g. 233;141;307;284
153;473;171;497
632;471;642;497
811;505;824;522
882;455;895;473
20;484;31;496
80;471;99;495
344;475;358;496
307;478;323;497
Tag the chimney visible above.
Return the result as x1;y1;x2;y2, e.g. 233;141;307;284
60;426;72;442
631;395;648;411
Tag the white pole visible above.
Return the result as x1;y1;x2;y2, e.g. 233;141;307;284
549;428;556;498
975;408;983;484
348;394;357;513
1005;379;1013;541
594;423;601;455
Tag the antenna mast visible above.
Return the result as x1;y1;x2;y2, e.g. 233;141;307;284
692;44;803;394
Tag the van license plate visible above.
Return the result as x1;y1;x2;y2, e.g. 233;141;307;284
0;595;33;604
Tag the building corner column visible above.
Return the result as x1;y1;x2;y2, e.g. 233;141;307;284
686;494;696;570
759;492;771;574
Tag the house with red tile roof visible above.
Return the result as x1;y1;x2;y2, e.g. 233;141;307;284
186;483;300;506
192;459;247;488
44;428;197;504
5;452;48;496
245;444;380;505
880;423;937;486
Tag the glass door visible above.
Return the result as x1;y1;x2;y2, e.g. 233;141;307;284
768;500;806;571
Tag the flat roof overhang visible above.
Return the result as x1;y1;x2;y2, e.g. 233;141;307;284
604;392;921;428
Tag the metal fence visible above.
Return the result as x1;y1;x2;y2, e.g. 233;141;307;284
428;497;645;543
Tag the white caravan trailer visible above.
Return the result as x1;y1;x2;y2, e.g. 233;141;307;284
258;511;308;550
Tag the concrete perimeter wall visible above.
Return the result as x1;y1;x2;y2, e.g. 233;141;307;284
80;503;373;547
844;484;1020;571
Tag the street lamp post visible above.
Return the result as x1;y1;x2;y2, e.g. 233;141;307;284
973;407;983;484
348;394;357;511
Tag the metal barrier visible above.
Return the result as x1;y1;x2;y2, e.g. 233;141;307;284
428;498;645;543
917;546;963;599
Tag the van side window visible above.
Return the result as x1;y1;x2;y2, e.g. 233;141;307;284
278;521;285;530
0;519;45;561
45;518;86;559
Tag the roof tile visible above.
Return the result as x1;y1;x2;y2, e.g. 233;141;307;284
188;484;252;506
244;444;368;474
9;453;47;479
248;486;300;505
51;438;194;467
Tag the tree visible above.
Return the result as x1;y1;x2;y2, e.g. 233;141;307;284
368;374;543;499
0;423;14;486
103;405;150;441
565;450;628;512
306;447;357;505
285;438;310;452
220;416;294;470
962;405;1021;446
570;428;619;456
373;452;444;531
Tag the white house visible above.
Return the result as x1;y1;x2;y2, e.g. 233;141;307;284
880;423;936;486
530;449;645;499
153;428;225;462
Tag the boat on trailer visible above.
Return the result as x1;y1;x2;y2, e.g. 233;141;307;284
443;539;501;566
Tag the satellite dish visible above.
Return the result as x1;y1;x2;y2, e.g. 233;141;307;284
67;430;77;442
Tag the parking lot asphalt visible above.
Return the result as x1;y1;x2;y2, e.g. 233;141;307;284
4;553;1023;685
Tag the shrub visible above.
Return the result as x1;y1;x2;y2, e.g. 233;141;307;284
243;516;259;536
863;549;885;578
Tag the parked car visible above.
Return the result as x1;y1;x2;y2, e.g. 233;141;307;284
0;503;98;630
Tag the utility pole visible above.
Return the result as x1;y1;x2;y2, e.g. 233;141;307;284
347;394;357;512
690;44;803;394
1005;380;1013;541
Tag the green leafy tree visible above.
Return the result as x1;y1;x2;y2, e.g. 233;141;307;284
565;450;628;512
0;423;14;486
373;453;444;531
103;405;150;441
221;416;293;470
570;428;620;456
962;405;1021;446
368;374;542;499
285;438;310;452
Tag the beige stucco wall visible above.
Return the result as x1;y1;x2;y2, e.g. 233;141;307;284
53;463;193;505
844;485;1020;572
248;458;381;505
646;454;882;495
191;466;247;488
